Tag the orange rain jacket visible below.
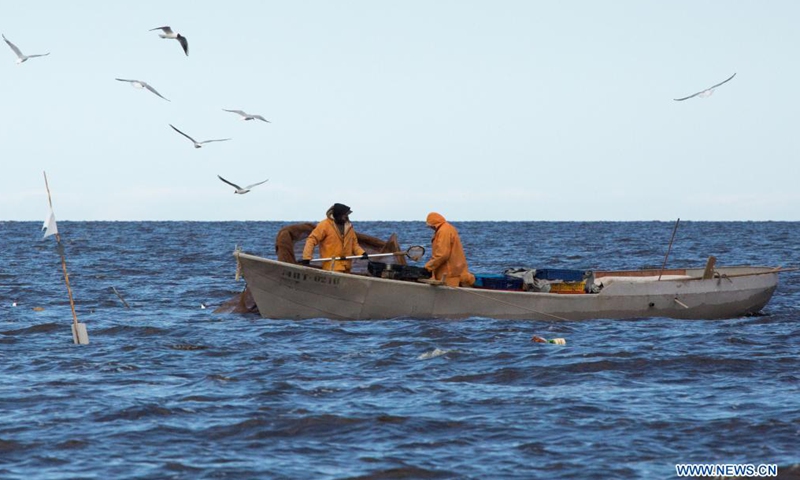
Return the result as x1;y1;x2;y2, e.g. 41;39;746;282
424;212;475;287
302;214;366;272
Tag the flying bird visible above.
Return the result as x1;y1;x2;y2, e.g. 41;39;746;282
2;34;49;64
150;26;189;56
217;175;269;194
674;73;736;101
223;109;271;123
169;124;231;149
115;78;170;101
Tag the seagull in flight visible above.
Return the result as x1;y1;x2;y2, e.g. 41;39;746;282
115;78;170;101
674;73;736;101
217;175;269;194
150;26;189;56
3;34;49;64
223;109;271;123
169;124;231;149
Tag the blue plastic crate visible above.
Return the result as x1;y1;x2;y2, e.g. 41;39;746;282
534;269;590;282
473;274;524;290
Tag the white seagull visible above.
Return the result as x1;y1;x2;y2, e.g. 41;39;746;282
149;26;189;56
115;78;170;101
223;109;271;123
217;175;269;194
169;124;231;149
3;34;49;64
674;73;736;101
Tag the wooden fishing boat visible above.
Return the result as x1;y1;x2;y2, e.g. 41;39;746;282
234;251;784;320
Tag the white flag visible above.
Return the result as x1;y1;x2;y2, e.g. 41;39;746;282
42;210;58;239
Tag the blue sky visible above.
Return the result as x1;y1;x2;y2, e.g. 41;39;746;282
2;1;798;221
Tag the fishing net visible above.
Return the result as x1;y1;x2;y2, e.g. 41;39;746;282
274;222;405;269
405;245;425;262
367;261;431;281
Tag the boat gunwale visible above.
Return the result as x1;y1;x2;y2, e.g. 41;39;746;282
235;251;780;294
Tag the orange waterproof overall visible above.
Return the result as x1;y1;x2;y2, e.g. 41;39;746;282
302;217;365;272
424;212;475;287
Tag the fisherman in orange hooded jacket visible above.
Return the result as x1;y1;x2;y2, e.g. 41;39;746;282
423;212;475;287
300;203;368;272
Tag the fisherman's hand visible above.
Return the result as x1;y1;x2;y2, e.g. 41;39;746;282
339;256;348;261
299;259;310;266
361;252;369;260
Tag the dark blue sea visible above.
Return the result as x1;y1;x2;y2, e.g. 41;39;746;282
1;221;798;479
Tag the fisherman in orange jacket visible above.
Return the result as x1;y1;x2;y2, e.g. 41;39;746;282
300;203;367;272
423;212;475;287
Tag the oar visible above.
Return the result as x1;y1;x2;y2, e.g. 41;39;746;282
310;245;425;263
709;267;798;279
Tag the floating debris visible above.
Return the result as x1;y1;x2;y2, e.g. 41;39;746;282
532;335;566;345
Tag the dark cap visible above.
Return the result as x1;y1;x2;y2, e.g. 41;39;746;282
332;203;352;217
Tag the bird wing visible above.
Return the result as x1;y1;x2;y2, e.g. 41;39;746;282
674;73;736;102
144;83;170;101
245;179;269;189
223;109;248;116
150;26;173;34
115;78;135;83
2;34;24;58
217;175;243;190
177;35;189;56
674;91;702;102
199;138;232;144
708;72;736;90
27;53;50;59
253;115;271;123
169;124;197;143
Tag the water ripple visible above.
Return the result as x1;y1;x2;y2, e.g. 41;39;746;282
1;221;798;478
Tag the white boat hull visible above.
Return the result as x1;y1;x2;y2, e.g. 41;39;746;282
235;253;779;320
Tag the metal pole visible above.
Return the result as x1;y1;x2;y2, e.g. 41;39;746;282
311;251;405;263
658;218;680;281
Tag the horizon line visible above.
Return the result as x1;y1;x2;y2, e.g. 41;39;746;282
2;219;798;223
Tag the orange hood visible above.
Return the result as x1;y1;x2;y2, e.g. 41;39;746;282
426;212;446;229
